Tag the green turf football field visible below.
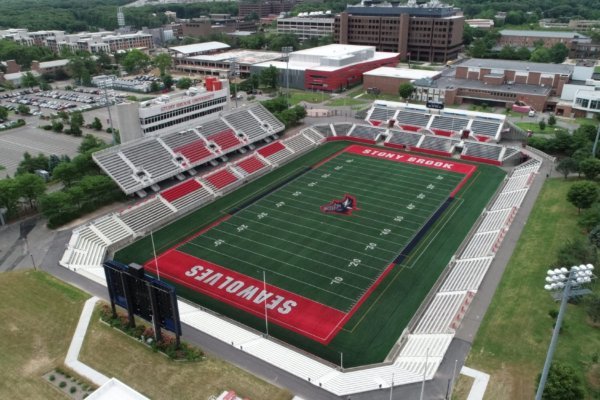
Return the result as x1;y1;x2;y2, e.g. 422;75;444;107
116;141;506;367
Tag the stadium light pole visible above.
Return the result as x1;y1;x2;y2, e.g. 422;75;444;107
535;264;596;400
101;76;117;145
262;269;269;337
282;46;293;107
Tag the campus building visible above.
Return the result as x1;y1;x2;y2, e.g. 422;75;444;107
497;30;600;59
276;17;334;39
116;78;230;141
333;0;464;62
238;0;302;18
363;67;441;95
172;49;285;78
251;44;399;92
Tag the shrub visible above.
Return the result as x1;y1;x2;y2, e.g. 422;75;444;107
548;309;558;320
70;386;77;394
48;374;55;381
59;381;67;388
41;125;52;131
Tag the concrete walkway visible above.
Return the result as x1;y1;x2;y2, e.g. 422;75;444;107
65;296;110;386
461;366;490;400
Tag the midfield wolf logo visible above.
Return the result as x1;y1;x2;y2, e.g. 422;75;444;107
320;194;359;216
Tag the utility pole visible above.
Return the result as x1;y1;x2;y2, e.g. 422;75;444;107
282;46;293;107
102;77;117;145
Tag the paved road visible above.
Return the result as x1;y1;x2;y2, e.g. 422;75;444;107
0;145;551;400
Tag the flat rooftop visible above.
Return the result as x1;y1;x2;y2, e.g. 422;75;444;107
364;67;441;80
500;29;589;39
189;49;284;64
170;41;230;55
292;44;375;58
457;58;574;75
430;75;553;96
253;51;398;72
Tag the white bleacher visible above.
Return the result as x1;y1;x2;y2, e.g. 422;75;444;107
470;119;502;138
312;124;334;137
440;257;494;292
119;197;175;234
170;186;213;211
511;159;541;176
478;208;513;232
223;110;266;140
502;147;521;161
200;118;233;137
161;128;204;150
396;110;432;127
413;292;467;334
302;128;325;143
369;106;397;121
93;151;140;193
462;141;503;161
283;133;316;152
398;334;453;358
490;188;528;211
120;140;178;180
504;174;533;192
333;123;353;136
248;104;286;132
430;115;469;132
461;231;499;258
265;146;294;164
351;125;385;141
66;226;107;268
92;215;132;245
417;135;458;153
386;129;423;147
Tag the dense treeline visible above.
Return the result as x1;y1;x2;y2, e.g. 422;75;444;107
455;0;600;20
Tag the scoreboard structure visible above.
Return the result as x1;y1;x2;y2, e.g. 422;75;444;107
103;260;182;345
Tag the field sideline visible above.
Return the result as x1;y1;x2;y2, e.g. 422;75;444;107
117;141;506;367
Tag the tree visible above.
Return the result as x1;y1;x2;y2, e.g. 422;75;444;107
91;117;103;131
398;82;415;101
17;104;30;115
21;71;38;88
530;47;551;63
39;78;51;91
516;46;531;61
78;134;106;154
0;106;8;121
16;152;49;175
589;225;600;248
0;178;20;219
539;119;546;131
153;53;172;76
555;158;578;179
579;158;600;180
14;173;45;208
469;38;489;58
121;49;151;74
150;81;160;92
567;181;598;213
498;45;517;60
536;363;584;400
260;65;279;90
549;43;569;64
548;114;556;126
51;161;79;188
578;203;600;231
162;74;174;90
176;77;192;90
51;119;63;133
556;237;598;266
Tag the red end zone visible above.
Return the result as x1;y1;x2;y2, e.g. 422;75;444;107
145;144;476;344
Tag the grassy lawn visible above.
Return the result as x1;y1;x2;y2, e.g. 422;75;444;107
288;90;331;105
325;97;369;107
466;178;600;399
0;164;5;170
0;271;88;399
515;121;560;135
452;375;474;400
79;308;292;400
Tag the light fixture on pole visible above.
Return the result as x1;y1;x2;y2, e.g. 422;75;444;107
536;264;596;400
281;46;293;107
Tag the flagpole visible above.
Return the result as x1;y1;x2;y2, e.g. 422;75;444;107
151;230;160;281
389;372;394;400
263;269;269;337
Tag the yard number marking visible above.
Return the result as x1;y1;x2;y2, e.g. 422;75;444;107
275;201;285;208
417;193;426;200
214;239;225;247
427;184;435;190
292;191;302;197
348;258;361;267
394;216;404;223
334;165;344;171
321;173;331;179
257;212;268;220
308;181;318;187
380;228;391;236
365;242;377;251
407;203;416;210
436;175;444;180
330;276;344;285
237;224;249;233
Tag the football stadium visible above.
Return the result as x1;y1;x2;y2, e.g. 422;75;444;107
60;100;543;395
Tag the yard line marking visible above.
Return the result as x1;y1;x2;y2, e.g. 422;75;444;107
183;241;357;305
190;234;368;292
210;226;379;281
221;219;391;267
249;204;409;247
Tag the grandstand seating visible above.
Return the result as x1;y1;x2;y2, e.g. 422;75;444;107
351;125;385;141
256;141;294;164
461;231;500;258
121;141;178;179
302;128;326;142
207;129;242;152
248;104;286;132
93;151;140;193
313;125;334;137
92;215;132;245
470;119;501;138
170;185;213;210
223;110;266;140
203;168;240;191
440;257;494;292
461;142;503;161
416;136;458;154
161;179;203;203
478;208;514;232
370;106;397;122
284;133;316;152
161;130;213;164
120;197;174;233
490;188;528;211
511;159;541;176
430;115;469;132
333;123;353;136
395;110;432;129
386;129;423;147
503;174;532;192
413;292;467;334
236;156;268;175
66;227;107;267
502;147;521;161
200;118;234;137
